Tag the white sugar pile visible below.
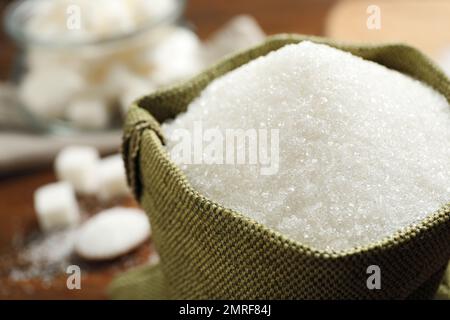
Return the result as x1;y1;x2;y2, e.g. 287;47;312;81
162;41;450;252
9;229;78;282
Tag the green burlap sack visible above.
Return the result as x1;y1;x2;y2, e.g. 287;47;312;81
110;34;450;299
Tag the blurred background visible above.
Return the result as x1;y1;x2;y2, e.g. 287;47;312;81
0;0;449;299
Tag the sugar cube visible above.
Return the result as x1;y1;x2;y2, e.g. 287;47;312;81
65;96;111;129
19;67;85;119
102;65;148;100
98;154;130;201
202;15;266;64
149;28;204;85
34;182;80;232
55;146;100;194
119;77;155;115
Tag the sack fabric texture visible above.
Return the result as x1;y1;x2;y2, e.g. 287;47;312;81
109;34;450;300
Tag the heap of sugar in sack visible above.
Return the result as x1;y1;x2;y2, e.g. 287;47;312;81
163;41;450;252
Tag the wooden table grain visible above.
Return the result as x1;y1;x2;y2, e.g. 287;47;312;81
0;0;336;299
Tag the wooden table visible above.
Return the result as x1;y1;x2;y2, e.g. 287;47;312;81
0;0;336;299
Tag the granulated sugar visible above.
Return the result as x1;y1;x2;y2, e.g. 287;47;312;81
9;228;78;282
163;41;450;252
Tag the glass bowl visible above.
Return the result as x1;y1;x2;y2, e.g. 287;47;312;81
3;0;186;134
